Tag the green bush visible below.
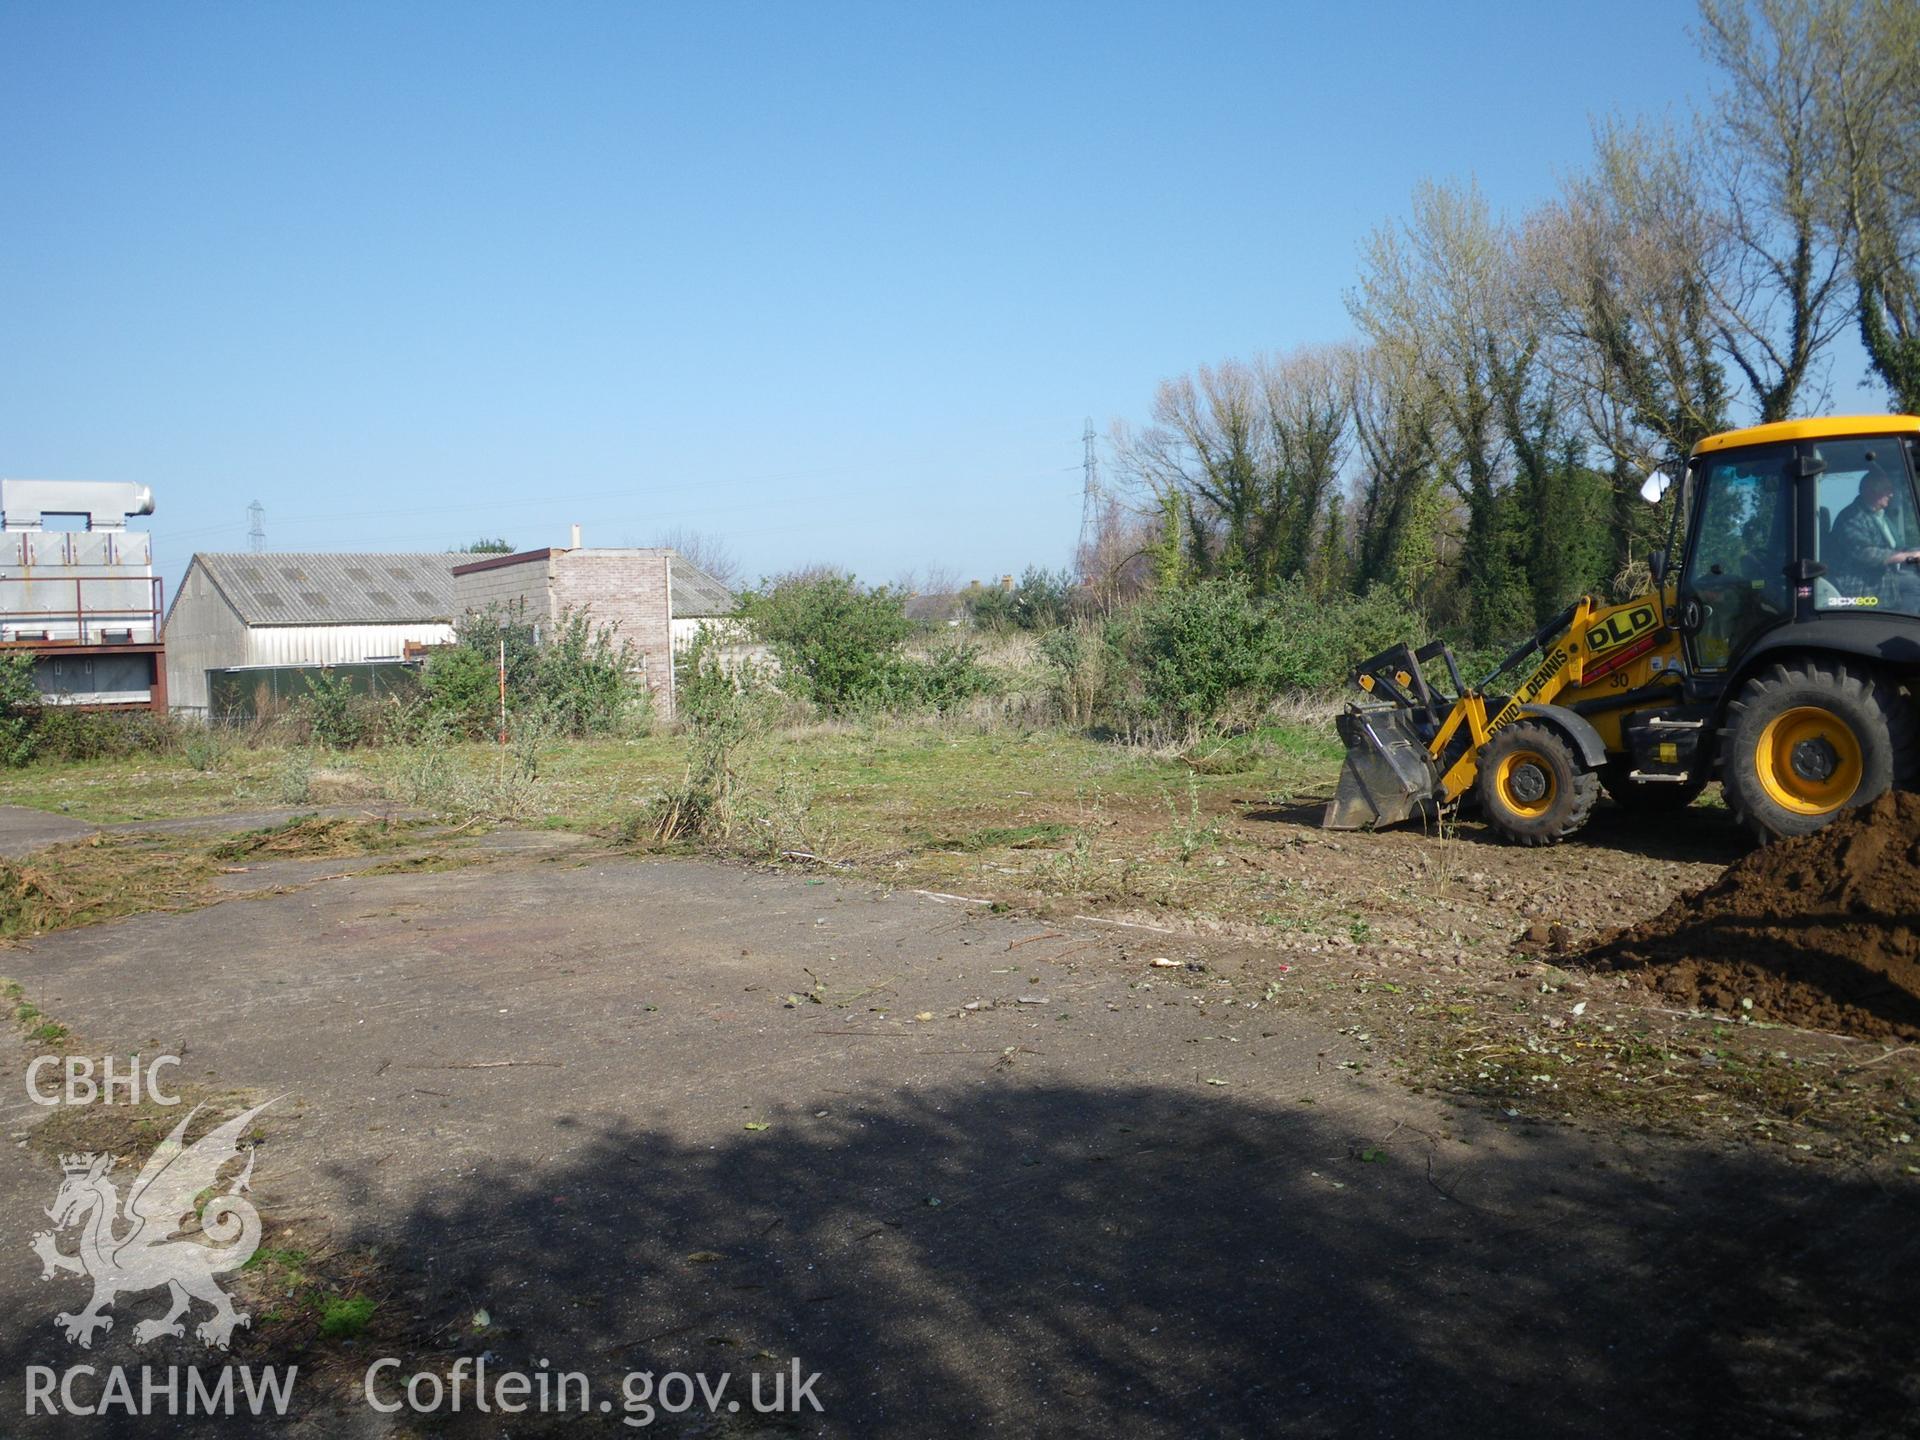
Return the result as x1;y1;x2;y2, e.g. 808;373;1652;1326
1058;578;1425;733
739;573;914;712
0;655;41;766
420;646;499;739
1131;577;1280;729
1261;582;1427;693
536;609;646;736
32;707;183;762
422;603;646;740
302;670;367;749
906;642;1000;711
968;567;1077;632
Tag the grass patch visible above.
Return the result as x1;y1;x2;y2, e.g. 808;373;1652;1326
24;1090;256;1164
0;717;1356;936
0;833;222;939
317;1295;378;1340
0;817;457;944
209;814;419;862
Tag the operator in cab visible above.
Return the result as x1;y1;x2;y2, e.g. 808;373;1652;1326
1830;466;1920;605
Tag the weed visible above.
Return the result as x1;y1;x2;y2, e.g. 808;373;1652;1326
318;1295;377;1339
645;641;773;844
183;729;225;772
276;750;314;805
1040;828;1093;892
1162;771;1223;862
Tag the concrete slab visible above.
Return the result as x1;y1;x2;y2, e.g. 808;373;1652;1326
0;851;1912;1438
0;806;96;857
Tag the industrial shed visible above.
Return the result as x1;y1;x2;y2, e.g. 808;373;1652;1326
163;552;465;715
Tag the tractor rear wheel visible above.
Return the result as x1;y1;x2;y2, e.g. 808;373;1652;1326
1475;720;1600;846
1719;661;1913;842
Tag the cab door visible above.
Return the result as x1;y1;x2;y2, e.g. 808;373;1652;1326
1679;443;1796;672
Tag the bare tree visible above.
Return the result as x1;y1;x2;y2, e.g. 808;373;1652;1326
654;527;741;589
1113;346;1350;597
1345;343;1443;601
1350;179;1532;644
1697;0;1853;420
1529;121;1736;570
1805;0;1920;411
1072;491;1155;616
1263;346;1351;584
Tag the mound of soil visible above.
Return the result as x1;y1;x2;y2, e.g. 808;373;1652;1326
1578;791;1920;1040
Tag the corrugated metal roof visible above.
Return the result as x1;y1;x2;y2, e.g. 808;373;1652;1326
190;553;466;626
669;554;737;617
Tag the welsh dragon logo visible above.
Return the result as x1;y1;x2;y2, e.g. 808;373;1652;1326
30;1099;275;1350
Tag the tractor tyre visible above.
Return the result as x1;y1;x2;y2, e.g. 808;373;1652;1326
1719;661;1915;842
1601;763;1708;813
1474;720;1601;846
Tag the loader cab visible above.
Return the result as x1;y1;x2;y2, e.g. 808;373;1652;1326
1676;419;1920;674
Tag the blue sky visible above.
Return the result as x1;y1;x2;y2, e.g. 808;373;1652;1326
0;1;1876;592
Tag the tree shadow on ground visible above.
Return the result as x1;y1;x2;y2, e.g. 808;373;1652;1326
344;1082;1914;1438
7;1080;1918;1438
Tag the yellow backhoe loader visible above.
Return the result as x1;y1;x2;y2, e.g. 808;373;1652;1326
1324;415;1920;844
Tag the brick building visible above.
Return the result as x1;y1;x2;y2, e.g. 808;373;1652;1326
451;546;735;719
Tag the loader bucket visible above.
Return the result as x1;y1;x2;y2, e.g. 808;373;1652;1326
1322;707;1441;830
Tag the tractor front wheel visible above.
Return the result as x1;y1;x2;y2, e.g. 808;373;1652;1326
1719;661;1912;842
1475;721;1600;846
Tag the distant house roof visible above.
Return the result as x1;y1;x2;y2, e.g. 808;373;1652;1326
669;555;737;618
184;553;465;626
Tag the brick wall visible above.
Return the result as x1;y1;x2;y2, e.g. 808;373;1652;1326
453;548;677;717
452;553;551;624
551;550;674;715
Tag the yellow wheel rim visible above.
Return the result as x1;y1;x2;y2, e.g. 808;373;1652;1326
1755;706;1863;816
1495;749;1557;819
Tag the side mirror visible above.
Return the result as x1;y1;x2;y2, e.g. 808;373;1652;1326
1648;549;1668;586
1639;468;1673;504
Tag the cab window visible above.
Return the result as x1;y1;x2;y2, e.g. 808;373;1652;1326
1812;438;1920;618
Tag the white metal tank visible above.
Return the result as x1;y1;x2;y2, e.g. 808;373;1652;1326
0;479;160;646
